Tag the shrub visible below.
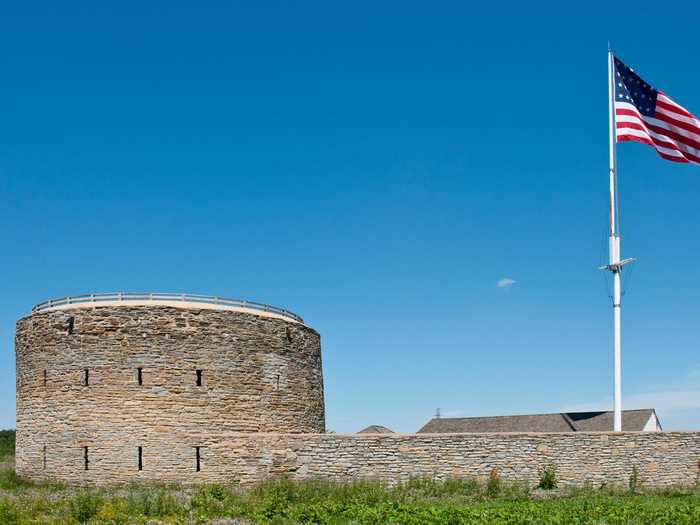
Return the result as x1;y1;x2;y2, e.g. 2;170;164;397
125;486;182;517
629;465;639;493
537;464;557;490
191;484;240;518
68;490;104;523
205;483;228;501
0;498;19;525
96;499;131;525
486;468;501;497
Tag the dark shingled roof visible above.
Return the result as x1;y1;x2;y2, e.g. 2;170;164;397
567;410;659;432
417;409;658;433
357;425;394;434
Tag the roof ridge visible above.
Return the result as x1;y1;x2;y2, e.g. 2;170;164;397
430;413;566;421
429;408;655;422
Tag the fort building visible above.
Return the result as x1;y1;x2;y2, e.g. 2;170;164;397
14;292;700;486
15;293;324;483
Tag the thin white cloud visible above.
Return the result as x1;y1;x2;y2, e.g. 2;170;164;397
497;278;516;288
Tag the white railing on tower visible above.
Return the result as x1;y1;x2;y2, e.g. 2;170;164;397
32;292;303;323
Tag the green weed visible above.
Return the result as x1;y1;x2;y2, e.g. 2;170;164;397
68;489;104;523
486;468;501;497
629;464;640;493
0;498;19;525
537;463;557;490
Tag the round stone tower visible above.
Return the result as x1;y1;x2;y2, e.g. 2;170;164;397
15;293;324;483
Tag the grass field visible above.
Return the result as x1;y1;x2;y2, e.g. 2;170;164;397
2;430;700;524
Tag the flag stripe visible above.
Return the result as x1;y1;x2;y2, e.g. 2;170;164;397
616;120;700;162
615;104;700;163
617;127;700;163
618;101;700;141
646;116;700;145
616;111;700;157
658;93;695;119
617;132;692;162
646;122;700;153
654;109;700;136
616;120;700;161
618;106;700;146
626;113;700;149
656;101;696;122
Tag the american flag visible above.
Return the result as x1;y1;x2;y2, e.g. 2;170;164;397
614;56;700;165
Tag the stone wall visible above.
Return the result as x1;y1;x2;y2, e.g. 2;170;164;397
14;431;700;486
15;305;325;480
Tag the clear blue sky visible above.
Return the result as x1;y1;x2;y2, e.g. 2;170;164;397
2;1;699;432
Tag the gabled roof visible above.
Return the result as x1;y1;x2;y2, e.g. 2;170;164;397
357;425;394;434
417;409;658;433
418;413;573;433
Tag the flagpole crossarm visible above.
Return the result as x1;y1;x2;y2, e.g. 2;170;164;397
598;258;635;272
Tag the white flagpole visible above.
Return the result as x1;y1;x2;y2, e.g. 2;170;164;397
607;48;623;432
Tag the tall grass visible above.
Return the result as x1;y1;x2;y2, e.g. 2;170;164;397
1;468;699;524
0;469;30;491
68;490;103;523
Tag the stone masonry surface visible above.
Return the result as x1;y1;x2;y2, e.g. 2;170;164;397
15;305;325;482
14;430;700;486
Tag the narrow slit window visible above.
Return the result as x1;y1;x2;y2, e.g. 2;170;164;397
43;445;47;470
195;446;201;472
83;369;89;386
286;327;293;343
196;369;203;387
83;446;89;471
138;446;143;471
137;368;143;386
43;369;47;387
276;374;280;390
67;317;74;335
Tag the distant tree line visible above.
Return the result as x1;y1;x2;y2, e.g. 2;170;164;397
0;430;15;458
